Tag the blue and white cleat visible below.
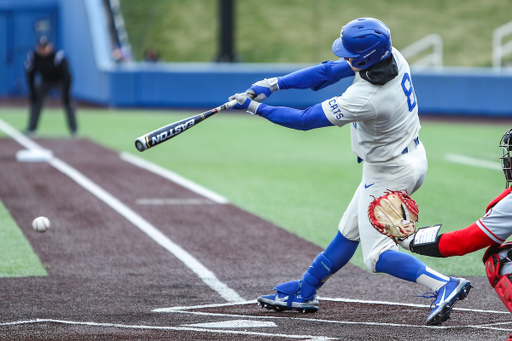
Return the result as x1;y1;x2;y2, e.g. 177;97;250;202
257;292;319;313
423;277;472;325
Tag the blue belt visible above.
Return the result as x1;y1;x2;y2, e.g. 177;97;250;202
357;137;419;163
402;137;420;155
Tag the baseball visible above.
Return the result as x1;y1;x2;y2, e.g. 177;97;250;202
32;216;50;233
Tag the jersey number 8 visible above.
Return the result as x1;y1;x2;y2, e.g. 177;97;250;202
401;73;417;112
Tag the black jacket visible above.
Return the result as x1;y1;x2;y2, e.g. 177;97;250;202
25;50;72;93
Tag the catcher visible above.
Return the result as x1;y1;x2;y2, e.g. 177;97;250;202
390;128;512;325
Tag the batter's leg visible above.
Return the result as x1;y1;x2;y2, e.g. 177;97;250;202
257;232;358;313
300;232;359;298
375;250;471;325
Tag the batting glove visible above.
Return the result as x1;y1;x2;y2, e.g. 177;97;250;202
229;93;261;115
247;77;280;101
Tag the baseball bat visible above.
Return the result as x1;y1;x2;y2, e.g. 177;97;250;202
134;99;238;152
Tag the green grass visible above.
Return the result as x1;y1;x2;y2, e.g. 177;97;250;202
0;199;47;277
120;0;512;67
0;108;507;277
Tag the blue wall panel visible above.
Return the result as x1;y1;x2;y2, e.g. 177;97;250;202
0;13;8;94
102;65;512;118
106;64;355;109
412;70;512;116
110;71;135;106
0;0;58;95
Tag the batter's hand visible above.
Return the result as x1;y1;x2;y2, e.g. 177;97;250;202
229;93;261;115
247;77;280;101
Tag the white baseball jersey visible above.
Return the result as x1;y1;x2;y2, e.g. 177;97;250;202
321;47;428;271
321;47;420;162
478;188;512;243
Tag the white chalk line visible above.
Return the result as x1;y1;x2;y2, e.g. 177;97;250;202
0;319;337;340
445;153;502;171
322;297;510;315
171;311;512;332
0;119;48;152
135;198;215;205
120;152;229;204
0;118;244;304
3;294;511;338
154;299;512;332
153;299;257;311
0;288;509;337
153;297;509;315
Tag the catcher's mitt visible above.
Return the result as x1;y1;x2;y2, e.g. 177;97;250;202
368;189;419;243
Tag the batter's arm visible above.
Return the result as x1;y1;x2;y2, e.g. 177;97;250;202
248;60;355;101
256;103;333;131
230;93;333;131
279;59;355;91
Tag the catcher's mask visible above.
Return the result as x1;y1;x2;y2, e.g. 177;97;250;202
500;128;512;188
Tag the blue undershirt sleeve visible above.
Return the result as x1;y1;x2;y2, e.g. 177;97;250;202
256;103;333;131
278;59;355;91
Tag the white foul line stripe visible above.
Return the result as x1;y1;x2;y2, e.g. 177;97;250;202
153;300;257;312
136;198;215;205
164;307;512;332
0;319;338;340
1;316;511;336
120;152;229;204
0;119;47;151
0;119;244;303
320;297;510;314
159;310;512;332
445;153;502;171
2;298;511;335
154;297;509;316
47;157;242;303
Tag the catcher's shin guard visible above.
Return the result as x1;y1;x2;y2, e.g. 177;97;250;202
483;242;512;314
494;275;512;314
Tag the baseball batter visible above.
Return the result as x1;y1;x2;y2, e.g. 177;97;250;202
230;17;471;326
400;128;512;318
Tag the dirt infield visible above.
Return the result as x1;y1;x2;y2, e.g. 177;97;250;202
0;137;510;340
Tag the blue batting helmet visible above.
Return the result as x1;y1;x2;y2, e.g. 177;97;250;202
332;18;392;70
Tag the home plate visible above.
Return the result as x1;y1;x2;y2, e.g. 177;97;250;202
182;320;277;328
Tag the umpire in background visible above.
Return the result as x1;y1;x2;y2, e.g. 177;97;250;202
24;35;77;136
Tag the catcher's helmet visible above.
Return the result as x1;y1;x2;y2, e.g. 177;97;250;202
332;18;392;71
499;128;512;188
